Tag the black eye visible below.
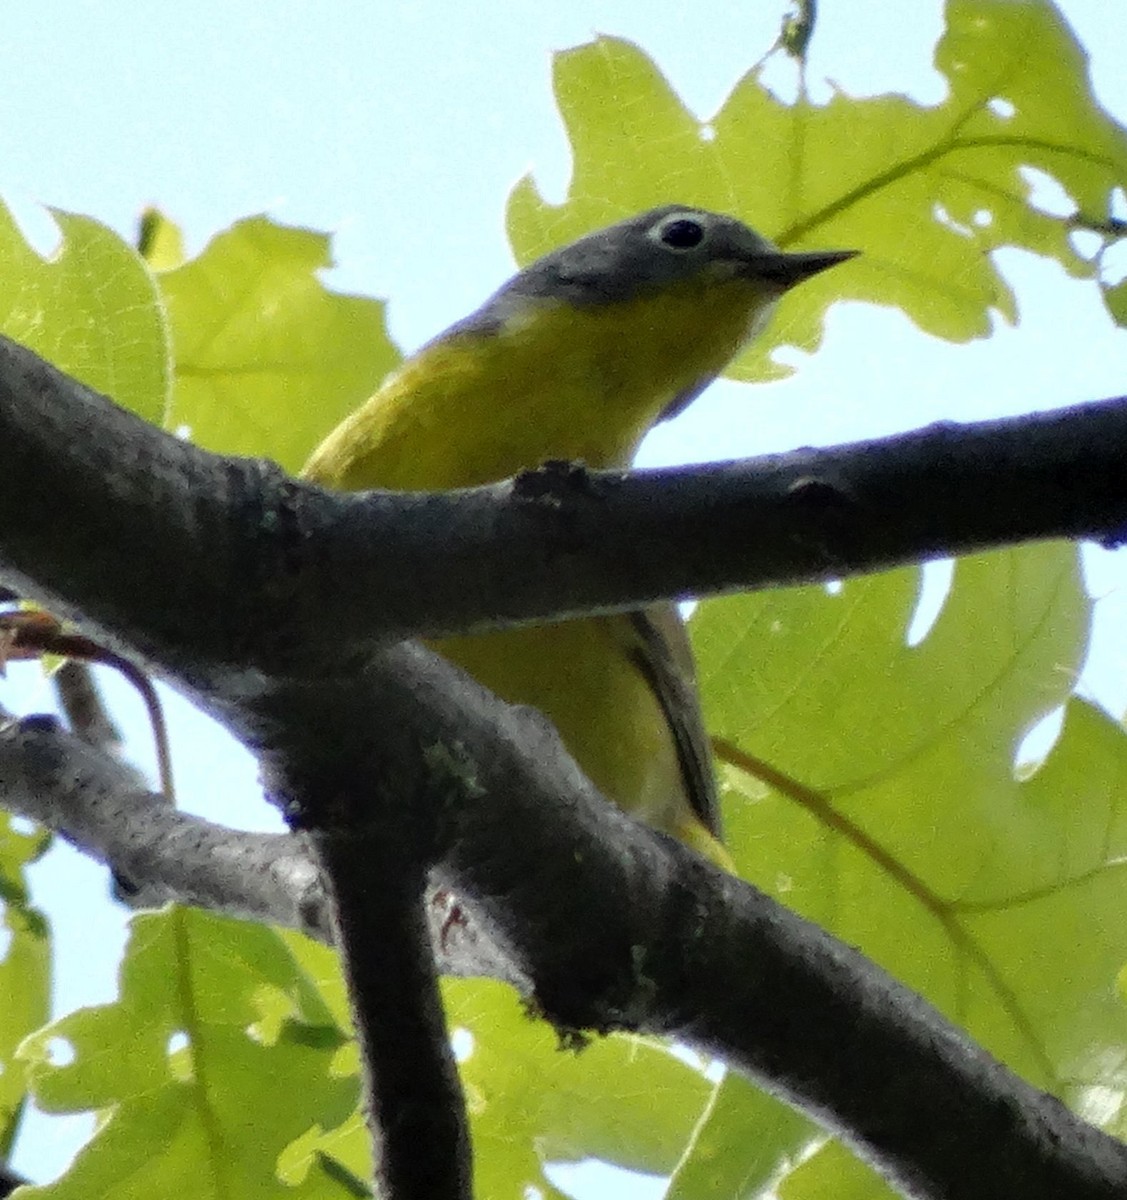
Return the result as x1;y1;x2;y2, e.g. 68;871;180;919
658;217;705;250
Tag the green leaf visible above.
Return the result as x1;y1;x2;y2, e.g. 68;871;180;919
691;542;1127;1194
17;909;356;1200
448;980;713;1197
508;0;1127;385
666;1073;816;1200
155;217;399;473
0;201;169;424
0;812;51;1159
778;1139;897;1200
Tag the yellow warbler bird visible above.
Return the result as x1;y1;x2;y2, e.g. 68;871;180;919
303;206;854;866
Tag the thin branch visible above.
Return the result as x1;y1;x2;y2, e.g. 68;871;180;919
0;712;326;934
0;712;519;983
0;610;175;798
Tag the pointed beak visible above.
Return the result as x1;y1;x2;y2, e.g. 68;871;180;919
742;247;858;290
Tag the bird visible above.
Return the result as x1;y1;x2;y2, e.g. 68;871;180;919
302;205;855;867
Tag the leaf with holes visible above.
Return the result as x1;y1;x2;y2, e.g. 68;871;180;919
16;909;357;1200
690;540;1127;1196
508;0;1127;387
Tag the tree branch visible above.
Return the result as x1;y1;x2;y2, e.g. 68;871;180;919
0;711;326;934
2;333;1126;673
304;396;1127;647
0;710;519;983
252;640;1127;1200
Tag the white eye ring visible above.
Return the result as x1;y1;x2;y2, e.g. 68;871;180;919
653;215;708;252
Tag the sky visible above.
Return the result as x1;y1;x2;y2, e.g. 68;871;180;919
1;1;1126;1193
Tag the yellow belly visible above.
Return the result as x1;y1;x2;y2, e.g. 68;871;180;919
434;618;687;836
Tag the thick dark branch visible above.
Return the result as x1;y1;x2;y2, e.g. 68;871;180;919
0;337;289;671
254;641;1127;1200
308;397;1127;647
681;874;1127;1200
1;334;1126;676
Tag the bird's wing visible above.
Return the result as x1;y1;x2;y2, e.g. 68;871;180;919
627;604;722;838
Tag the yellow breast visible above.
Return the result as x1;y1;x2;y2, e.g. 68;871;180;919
302;269;772;492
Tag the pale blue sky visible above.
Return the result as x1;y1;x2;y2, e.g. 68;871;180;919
2;1;1126;1192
